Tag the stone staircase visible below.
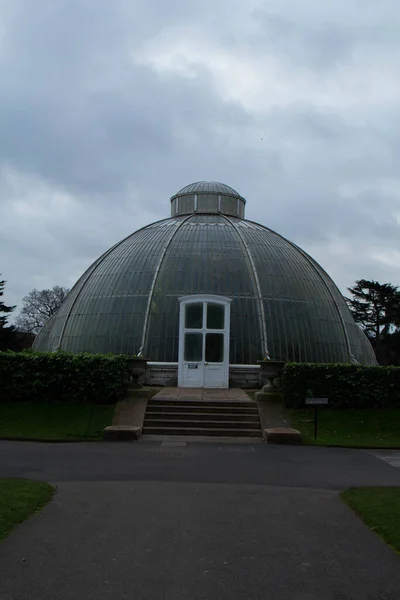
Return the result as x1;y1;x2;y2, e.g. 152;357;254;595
142;397;262;437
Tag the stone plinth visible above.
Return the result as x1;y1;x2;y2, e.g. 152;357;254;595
255;390;281;402
103;425;141;441
264;427;302;445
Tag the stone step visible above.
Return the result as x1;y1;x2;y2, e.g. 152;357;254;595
143;394;262;439
144;411;260;422
146;404;258;414
143;418;261;430
142;426;262;437
147;401;257;412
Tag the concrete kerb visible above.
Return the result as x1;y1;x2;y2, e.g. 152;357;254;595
103;389;154;441
255;390;281;403
103;425;141;441
264;427;303;445
256;393;303;445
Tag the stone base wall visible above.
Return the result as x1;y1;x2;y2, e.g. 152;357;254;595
229;365;262;388
144;362;262;389
144;363;178;387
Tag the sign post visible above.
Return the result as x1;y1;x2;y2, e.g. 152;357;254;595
305;398;328;438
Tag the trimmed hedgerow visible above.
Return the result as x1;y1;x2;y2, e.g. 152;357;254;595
0;351;130;404
281;362;400;409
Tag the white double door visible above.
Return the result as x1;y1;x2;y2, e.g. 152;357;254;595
178;295;231;388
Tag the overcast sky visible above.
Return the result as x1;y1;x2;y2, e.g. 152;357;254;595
1;0;400;315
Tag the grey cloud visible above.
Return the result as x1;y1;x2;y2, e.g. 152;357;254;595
254;12;355;70
249;0;400;78
1;0;400;312
0;12;255;199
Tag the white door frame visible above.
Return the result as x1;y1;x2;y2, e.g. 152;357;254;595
178;295;232;388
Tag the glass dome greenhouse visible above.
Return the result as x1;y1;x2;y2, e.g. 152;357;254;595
34;180;376;380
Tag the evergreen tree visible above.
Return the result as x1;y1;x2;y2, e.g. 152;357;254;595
0;276;19;351
346;279;400;363
0;275;16;328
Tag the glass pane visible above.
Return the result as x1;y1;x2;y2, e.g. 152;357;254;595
179;196;195;214
207;303;224;329
184;333;203;361
197;194;218;213
151;214;261;362
185;303;203;328
205;333;224;362
221;196;237;216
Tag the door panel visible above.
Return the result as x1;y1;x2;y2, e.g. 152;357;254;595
185;303;203;329
206;303;225;329
184;362;204;386
204;332;225;387
179;297;231;388
182;332;204;387
204;364;226;388
184;332;203;361
205;333;224;363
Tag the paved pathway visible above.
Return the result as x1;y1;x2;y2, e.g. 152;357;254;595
369;450;400;470
1;441;400;599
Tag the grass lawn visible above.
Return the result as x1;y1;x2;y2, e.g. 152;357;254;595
342;487;400;554
291;408;400;447
0;479;55;542
0;402;115;441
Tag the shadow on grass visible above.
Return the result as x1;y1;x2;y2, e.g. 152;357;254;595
342;487;400;555
0;402;115;441
291;408;400;448
0;479;55;542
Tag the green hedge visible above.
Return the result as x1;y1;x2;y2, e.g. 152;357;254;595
281;362;400;409
0;351;130;404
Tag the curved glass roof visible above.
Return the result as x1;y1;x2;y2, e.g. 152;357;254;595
172;181;245;201
34;209;376;366
171;180;246;218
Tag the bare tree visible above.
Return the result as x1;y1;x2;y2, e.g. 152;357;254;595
15;285;70;335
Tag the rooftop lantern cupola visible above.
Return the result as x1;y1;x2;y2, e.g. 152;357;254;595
170;181;246;218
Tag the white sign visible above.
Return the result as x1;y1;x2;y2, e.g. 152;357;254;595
305;398;328;405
